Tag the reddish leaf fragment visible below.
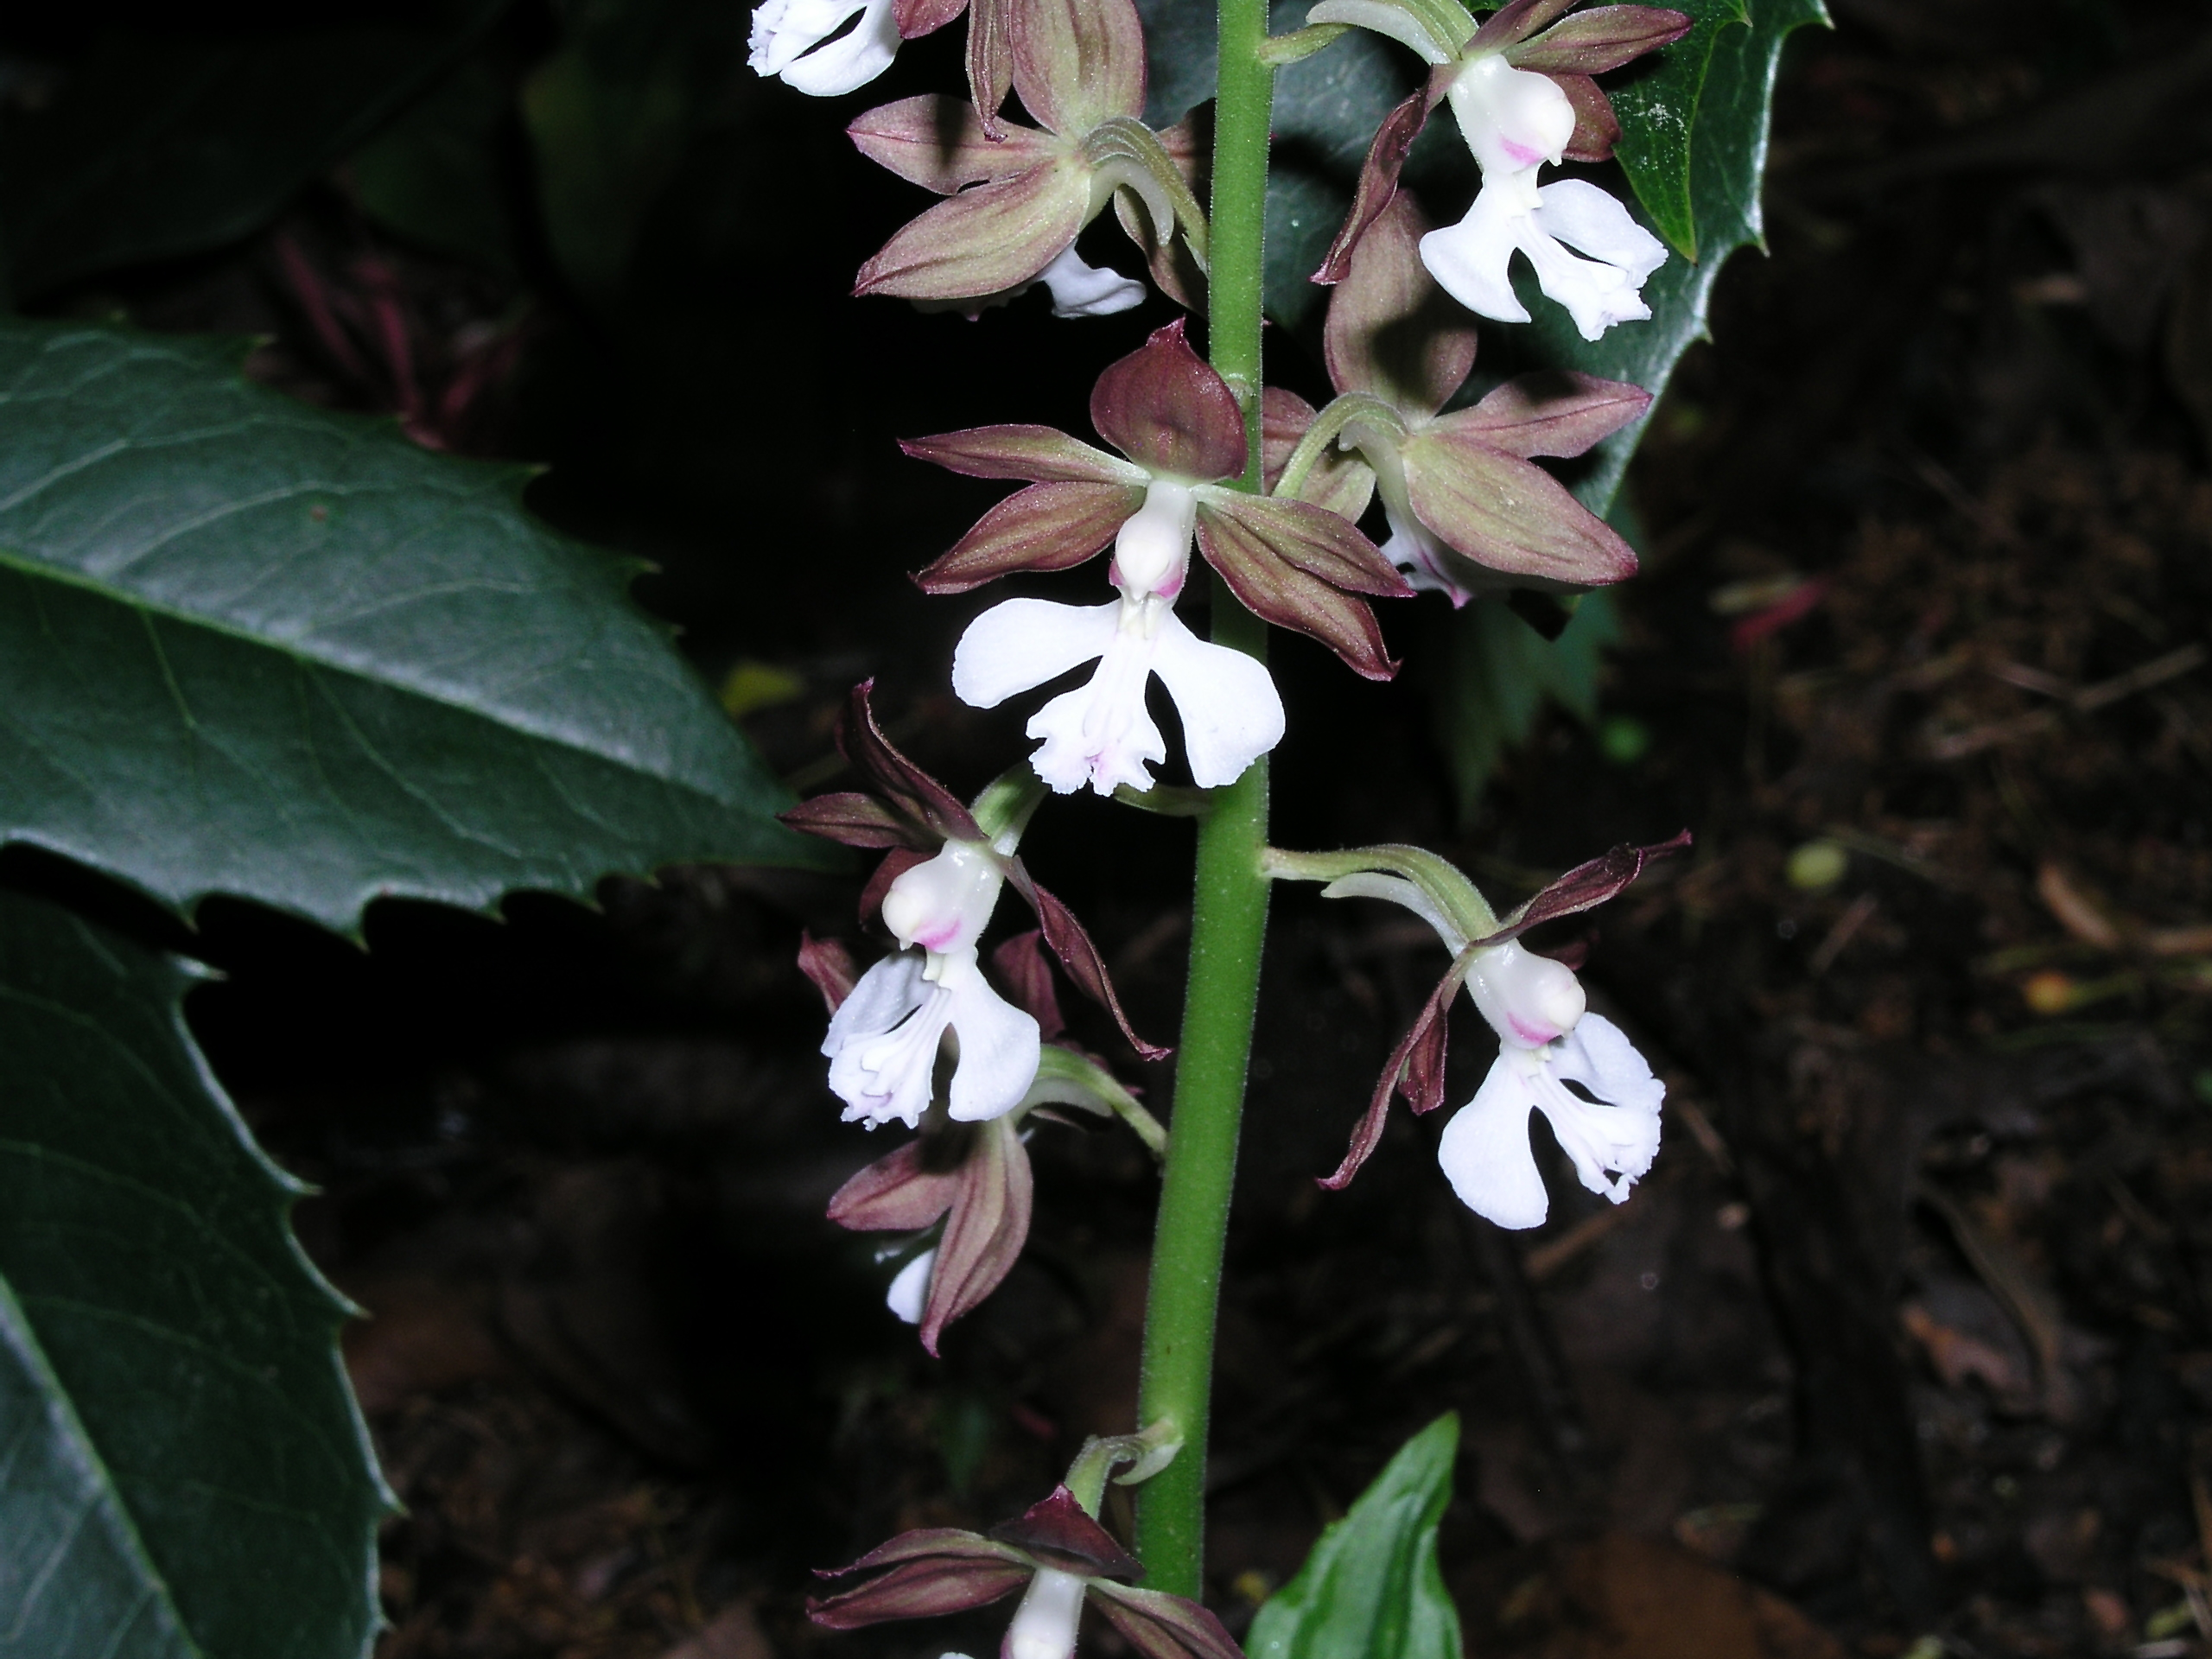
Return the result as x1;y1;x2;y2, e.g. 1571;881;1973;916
1469;830;1693;949
1090;320;1246;483
989;1486;1143;1580
1506;6;1690;73
902;424;1138;485
1313;73;1446;286
921;1117;1033;1354
1087;1583;1249;1659
1443;372;1650;460
992;930;1068;1039
798;932;861;1014
1323;193;1477;417
1552;73;1622;163
913;481;1146;594
827;1138;961;1231
1006;862;1171;1059
1194;497;1406;681
849;95;1055;194
841;681;983;845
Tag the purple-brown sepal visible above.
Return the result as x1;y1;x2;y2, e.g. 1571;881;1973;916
1086;1583;1248;1659
1468;830;1691;949
988;1486;1143;1580
1090;320;1246;482
807;1530;1035;1627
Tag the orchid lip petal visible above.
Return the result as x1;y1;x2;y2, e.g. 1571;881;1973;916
1145;609;1286;788
952;597;1122;712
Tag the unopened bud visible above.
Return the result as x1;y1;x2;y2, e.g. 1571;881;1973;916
1465;939;1586;1048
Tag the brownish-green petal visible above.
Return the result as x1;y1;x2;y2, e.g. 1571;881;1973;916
849;95;1058;194
855;160;1090;301
913;480;1145;593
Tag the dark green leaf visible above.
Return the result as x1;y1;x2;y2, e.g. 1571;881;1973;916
0;889;388;1658
1433;588;1618;818
1527;0;1830;515
0;319;824;934
1247;1414;1464;1659
0;3;509;301
1606;0;1748;260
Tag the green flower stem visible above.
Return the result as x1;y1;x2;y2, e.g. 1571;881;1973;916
1131;0;1276;1599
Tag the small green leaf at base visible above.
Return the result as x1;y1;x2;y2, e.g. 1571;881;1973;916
1247;1414;1464;1659
0;320;830;936
0;889;391;1658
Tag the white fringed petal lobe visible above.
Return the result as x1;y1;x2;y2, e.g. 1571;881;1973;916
1436;1013;1663;1228
1380;499;1478;607
1421;179;1669;342
955;593;1283;795
940;955;1043;1121
748;0;900;94
1147;609;1287;787
953;598;1121;710
886;1250;935;1323
1036;246;1147;318
824;951;948;1128
1437;1051;1554;1230
823;949;1039;1128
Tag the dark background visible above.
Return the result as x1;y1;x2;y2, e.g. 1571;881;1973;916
6;0;2212;1654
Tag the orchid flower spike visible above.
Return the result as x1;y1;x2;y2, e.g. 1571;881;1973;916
1273;831;1688;1228
843;0;1211;315
1273;193;1649;607
904;321;1413;794
810;1485;1243;1659
1306;0;1689;338
781;683;1167;1133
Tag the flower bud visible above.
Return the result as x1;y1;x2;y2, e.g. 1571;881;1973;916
1447;55;1574;203
882;841;1007;958
1465;939;1586;1049
1110;479;1198;601
1002;1567;1087;1659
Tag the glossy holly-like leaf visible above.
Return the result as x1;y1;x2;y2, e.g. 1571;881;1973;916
1531;0;1829;515
1247;1414;1464;1659
1432;589;1619;819
0;320;825;934
0;889;390;1658
1606;0;1748;261
0;2;508;301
